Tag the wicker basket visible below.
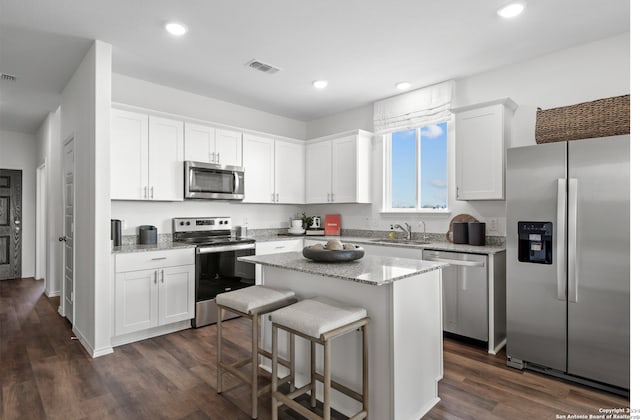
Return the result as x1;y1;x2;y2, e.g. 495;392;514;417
535;94;630;144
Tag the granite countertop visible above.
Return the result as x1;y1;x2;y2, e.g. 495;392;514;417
111;242;196;254
239;252;447;286
251;234;506;254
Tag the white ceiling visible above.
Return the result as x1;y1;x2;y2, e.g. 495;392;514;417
0;0;630;134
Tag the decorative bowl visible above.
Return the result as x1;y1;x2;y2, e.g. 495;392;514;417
302;245;365;263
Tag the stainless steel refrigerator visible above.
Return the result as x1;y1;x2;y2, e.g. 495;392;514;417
505;135;629;392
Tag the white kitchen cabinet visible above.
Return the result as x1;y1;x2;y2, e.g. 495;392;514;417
184;122;242;167
305;130;373;204
452;98;517;201
243;133;305;204
254;239;303;281
114;248;195;337
111;108;184;201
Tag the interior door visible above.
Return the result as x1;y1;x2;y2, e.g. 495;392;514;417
0;169;22;280
566;135;629;389
62;139;74;323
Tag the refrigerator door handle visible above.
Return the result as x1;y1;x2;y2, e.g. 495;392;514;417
556;178;567;301
568;178;579;303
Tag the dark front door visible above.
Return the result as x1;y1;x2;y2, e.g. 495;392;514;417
0;169;22;280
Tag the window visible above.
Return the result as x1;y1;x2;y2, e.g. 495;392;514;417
384;122;448;211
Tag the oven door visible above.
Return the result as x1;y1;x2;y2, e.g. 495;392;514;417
193;243;255;327
185;161;244;200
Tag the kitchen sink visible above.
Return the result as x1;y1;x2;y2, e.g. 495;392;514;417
369;238;431;245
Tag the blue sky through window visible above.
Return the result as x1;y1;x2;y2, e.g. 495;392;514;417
391;122;447;209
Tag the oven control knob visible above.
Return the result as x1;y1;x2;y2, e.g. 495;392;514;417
186;221;191;226
180;221;184;226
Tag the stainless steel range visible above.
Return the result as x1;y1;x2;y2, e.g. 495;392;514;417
173;217;256;327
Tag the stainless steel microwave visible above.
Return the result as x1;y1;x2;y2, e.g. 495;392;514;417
184;161;245;200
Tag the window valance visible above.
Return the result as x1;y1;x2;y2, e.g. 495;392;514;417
373;80;455;134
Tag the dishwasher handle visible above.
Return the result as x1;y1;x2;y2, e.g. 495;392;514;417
422;256;485;268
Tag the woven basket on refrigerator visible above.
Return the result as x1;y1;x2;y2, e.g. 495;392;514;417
535;94;630;144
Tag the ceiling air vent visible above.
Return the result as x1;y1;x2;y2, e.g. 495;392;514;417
246;59;280;75
1;73;17;82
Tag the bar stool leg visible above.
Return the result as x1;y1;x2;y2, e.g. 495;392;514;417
217;305;223;394
289;331;295;393
323;339;331;420
251;313;259;419
271;323;279;420
362;324;369;415
310;341;316;408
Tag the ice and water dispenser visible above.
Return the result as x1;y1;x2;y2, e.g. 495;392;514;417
517;222;553;264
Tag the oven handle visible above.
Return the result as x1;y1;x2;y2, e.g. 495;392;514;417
196;243;256;254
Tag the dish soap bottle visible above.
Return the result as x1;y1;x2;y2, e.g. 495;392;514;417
388;225;396;240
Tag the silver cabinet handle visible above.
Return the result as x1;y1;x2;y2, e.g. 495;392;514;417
271;193;275;202
14;220;20;225
144;186;148;199
161;269;164;283
568;178;578;303
216;152;220;163
276;193;279;202
327;193;330;202
556;179;567;301
210;152;215;162
15;227;20;232
151;257;167;261
423;256;484;268
58;236;67;242
331;193;335;202
150;186;154;199
154;271;158;284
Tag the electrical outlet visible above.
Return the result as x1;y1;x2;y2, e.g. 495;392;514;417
487;218;498;233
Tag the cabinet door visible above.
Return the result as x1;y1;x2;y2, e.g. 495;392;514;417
111;109;148;200
455;104;505;200
158;265;195;325
148;116;184;201
274;140;305;203
115;268;158;335
243;133;275;203
305;140;332;203
184;123;214;163
331;136;358;203
215;128;243;167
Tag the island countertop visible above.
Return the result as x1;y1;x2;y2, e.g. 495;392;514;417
238;251;447;286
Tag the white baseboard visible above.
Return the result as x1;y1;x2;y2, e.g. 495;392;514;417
46;289;61;297
72;326;114;358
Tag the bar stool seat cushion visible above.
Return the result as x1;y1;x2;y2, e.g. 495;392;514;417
270;296;367;339
216;285;295;315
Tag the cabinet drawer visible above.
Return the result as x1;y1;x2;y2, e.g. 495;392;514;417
115;248;195;272
256;239;302;255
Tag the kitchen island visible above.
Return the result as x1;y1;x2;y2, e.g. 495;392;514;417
238;252;447;420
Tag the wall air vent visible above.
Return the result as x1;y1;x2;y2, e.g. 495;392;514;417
1;73;17;82
245;59;280;74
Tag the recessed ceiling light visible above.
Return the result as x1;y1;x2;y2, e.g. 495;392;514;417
396;82;411;90
165;22;188;36
497;2;525;18
313;80;328;89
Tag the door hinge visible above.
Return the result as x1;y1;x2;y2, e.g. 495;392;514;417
71;290;75;303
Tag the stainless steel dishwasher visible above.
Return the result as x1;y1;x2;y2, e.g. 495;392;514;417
423;250;488;341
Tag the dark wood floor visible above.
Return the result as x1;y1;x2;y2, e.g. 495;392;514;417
1;278;629;419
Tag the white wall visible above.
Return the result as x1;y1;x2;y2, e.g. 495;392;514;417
112;73;307;139
60;40;112;357
304;33;630;237
111;73;310;232
0;129;37;277
35;109;62;296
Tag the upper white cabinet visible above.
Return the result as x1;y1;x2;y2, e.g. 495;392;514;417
452;98;517;201
305;130;373;204
111;108;184;201
184;123;242;167
243;133;305;204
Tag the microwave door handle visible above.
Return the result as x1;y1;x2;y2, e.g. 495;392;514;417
234;171;239;193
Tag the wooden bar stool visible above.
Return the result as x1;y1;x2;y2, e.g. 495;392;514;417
216;285;298;419
269;296;369;420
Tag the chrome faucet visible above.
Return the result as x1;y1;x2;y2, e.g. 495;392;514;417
393;222;412;240
418;221;428;242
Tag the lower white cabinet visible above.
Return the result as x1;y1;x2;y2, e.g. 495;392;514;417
254;239;303;281
114;249;195;337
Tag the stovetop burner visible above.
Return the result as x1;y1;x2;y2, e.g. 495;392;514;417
172;216;254;247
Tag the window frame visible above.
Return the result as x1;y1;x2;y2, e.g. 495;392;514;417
381;122;451;214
